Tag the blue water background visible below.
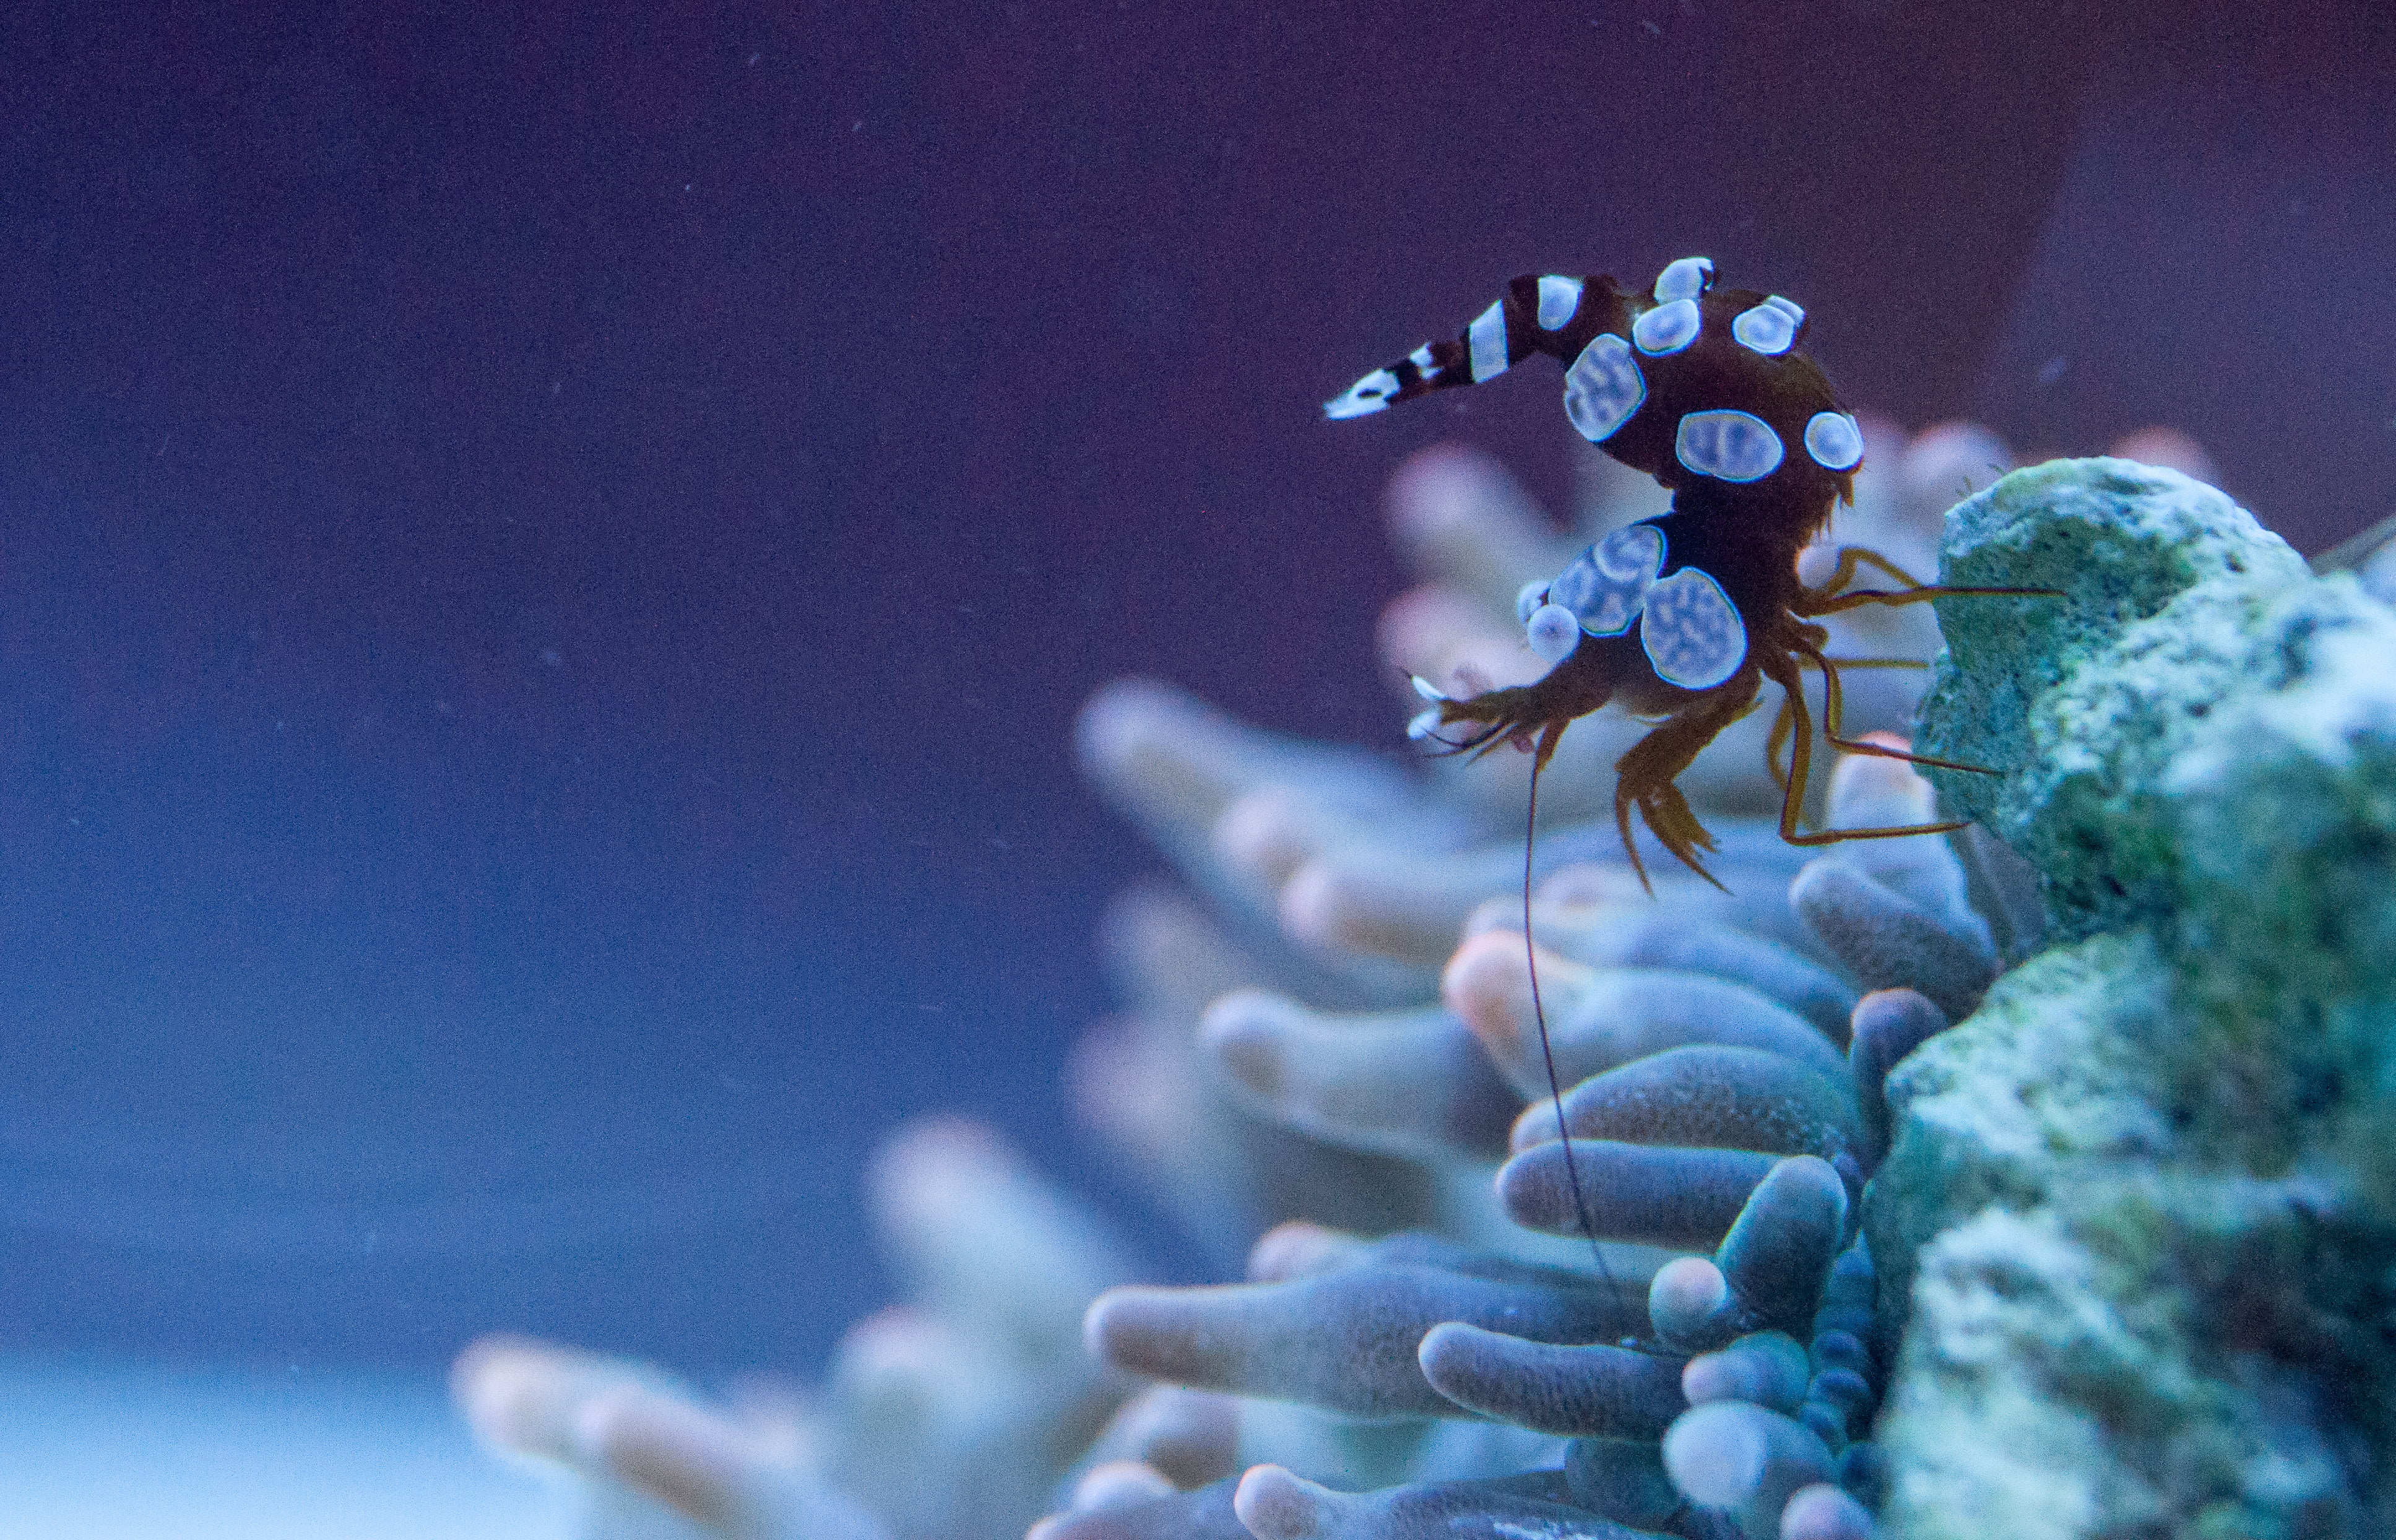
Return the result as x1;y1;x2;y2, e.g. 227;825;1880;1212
0;1;2388;1377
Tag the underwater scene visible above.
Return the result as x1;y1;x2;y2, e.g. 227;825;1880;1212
4;2;2394;1535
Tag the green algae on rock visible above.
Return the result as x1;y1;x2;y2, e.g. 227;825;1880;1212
1864;932;2178;1330
1914;457;2307;941
1872;457;2396;1539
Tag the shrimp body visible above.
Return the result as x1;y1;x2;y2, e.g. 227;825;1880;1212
1332;257;2005;885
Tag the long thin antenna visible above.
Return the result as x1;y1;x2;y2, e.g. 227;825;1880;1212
1524;747;1635;1342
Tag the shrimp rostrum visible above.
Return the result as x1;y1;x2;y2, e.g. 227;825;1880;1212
1327;257;2039;888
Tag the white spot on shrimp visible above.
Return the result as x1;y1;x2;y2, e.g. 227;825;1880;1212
1406;707;1442;741
1536;275;1583;330
1525;602;1581;664
1323;368;1399;419
1468;301;1509;383
1562;333;1645;441
1411;674;1447;702
1804;410;1866;470
1641;567;1747;690
1675;409;1784;482
1731;301;1798;355
1653;256;1714;303
1632;297;1701;356
1549;523;1664;636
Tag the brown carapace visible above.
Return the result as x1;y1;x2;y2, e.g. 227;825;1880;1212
1326;256;2037;889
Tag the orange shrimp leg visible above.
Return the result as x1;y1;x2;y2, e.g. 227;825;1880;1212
1611;672;1762;892
1804;545;1935;594
1795;544;2058;619
1762;656;1927;792
1757;649;1973;846
1764;691;1796;794
1797;645;1998;776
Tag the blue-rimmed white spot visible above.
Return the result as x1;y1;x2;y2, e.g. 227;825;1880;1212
1804;410;1865;470
1536;276;1583;331
1640;566;1747;690
1654;256;1714;303
1676;409;1785;482
1731;302;1799;355
1633;298;1702;356
1468;301;1509;383
1323;368;1399;420
1549;523;1666;636
1562;333;1645;443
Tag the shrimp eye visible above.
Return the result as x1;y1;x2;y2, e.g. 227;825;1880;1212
1524;603;1581;664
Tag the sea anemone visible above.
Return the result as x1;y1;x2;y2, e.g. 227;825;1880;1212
452;428;2292;1540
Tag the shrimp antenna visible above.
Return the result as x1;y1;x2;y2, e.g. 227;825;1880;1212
1522;735;1646;1348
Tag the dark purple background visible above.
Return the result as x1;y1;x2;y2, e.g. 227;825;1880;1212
0;0;2388;1371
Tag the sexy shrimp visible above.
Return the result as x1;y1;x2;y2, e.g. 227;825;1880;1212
1326;257;2041;1342
1328;256;2035;889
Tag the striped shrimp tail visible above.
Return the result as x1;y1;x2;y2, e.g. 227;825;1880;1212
1323;274;1619;420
